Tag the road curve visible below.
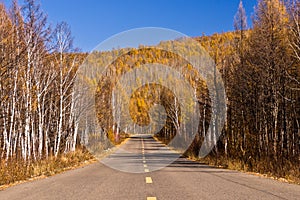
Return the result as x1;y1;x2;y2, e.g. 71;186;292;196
0;135;299;200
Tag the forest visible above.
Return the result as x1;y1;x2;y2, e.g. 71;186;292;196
195;0;300;181
0;0;89;185
0;0;300;185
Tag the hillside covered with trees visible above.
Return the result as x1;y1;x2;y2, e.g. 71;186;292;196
84;0;300;182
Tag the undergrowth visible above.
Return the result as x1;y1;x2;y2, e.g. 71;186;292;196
0;148;94;187
185;152;300;185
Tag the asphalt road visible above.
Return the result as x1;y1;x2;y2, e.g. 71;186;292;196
1;134;299;200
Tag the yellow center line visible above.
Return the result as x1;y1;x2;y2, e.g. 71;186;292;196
147;197;157;200
145;177;153;183
144;169;149;172
143;160;146;163
144;164;148;167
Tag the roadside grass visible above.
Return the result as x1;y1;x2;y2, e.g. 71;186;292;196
185;152;300;185
154;135;300;184
0;134;131;190
0;147;95;189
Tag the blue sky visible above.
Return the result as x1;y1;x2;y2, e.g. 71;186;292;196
3;0;257;52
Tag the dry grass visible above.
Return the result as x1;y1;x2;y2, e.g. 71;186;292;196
0;135;131;190
0;148;95;189
186;154;300;185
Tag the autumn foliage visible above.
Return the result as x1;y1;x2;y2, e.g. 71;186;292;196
0;0;299;185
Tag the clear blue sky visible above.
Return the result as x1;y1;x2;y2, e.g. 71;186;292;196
3;0;257;52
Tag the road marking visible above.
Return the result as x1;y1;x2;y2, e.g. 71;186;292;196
143;156;145;160
145;177;153;183
144;164;147;167
143;160;146;163
147;197;157;200
144;169;149;172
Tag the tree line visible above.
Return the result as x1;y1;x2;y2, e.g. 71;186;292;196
0;0;86;162
194;0;300;177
